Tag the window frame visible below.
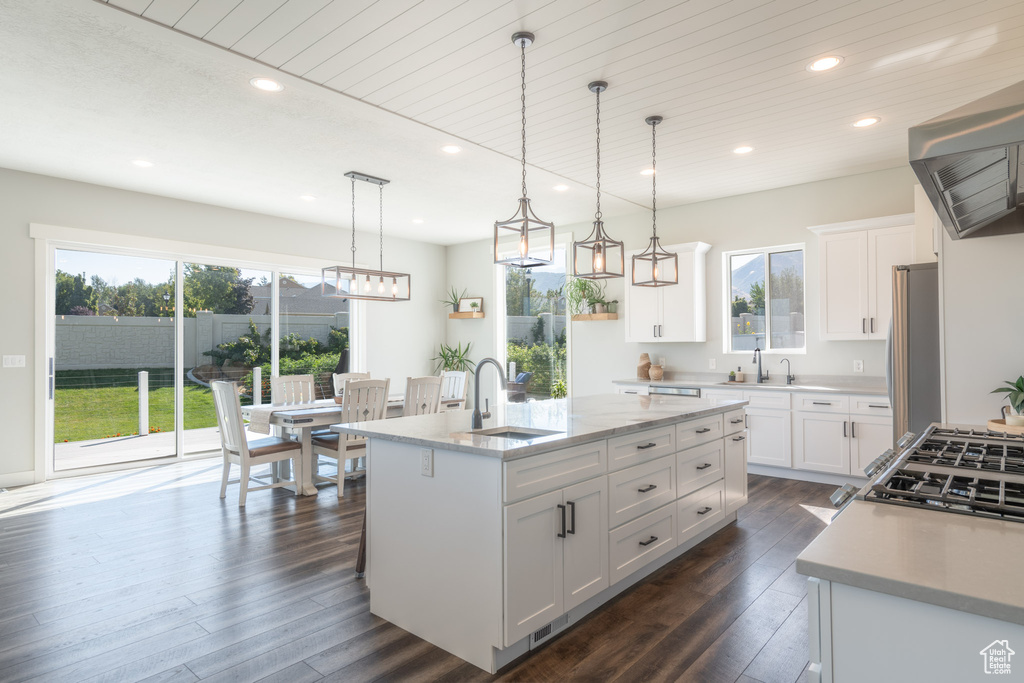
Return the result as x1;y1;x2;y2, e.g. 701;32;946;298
722;242;806;355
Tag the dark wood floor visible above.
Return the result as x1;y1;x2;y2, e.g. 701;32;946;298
0;460;836;683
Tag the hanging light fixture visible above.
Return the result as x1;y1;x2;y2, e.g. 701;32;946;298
632;116;678;287
494;31;554;268
322;171;411;302
573;81;624;280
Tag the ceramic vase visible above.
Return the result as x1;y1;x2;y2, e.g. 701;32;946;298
637;353;651;380
649;364;664;381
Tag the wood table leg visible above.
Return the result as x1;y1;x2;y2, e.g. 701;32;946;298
355;512;367;579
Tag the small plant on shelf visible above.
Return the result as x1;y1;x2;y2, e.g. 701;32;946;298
432;342;474;374
992;375;1024;424
469;301;480;311
440;286;466;313
566;277;617;316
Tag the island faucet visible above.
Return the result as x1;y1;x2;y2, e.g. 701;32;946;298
780;357;795;384
753;338;768;384
472;357;508;429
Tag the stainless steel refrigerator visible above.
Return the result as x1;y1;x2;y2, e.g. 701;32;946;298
885;262;941;444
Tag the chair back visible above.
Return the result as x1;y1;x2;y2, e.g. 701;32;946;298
272;374;315;404
211;381;247;457
338;378;391;431
440;370;469;403
332;371;371;396
404;376;443;417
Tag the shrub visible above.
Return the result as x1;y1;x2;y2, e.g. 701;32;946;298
506;342;566;397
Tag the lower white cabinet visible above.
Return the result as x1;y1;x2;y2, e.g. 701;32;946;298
746;407;792;468
677;481;724;540
793;411;850;475
792;395;895;476
503;477;608;645
609;503;675;584
849;414;893;476
724;431;749;514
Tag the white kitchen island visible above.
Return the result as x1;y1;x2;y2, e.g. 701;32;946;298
333;394;748;673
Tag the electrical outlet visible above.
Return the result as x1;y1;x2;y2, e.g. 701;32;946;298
2;355;26;368
658;357;666;366
853;360;864;373
420;448;433;477
708;358;717;370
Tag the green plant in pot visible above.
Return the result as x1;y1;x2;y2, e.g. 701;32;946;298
992;375;1024;426
566;277;617;315
440;286;466;313
433;342;474;374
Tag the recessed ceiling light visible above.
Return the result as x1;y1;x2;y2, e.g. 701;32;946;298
250;77;284;92
853;116;881;128
441;145;462;154
733;146;754;155
132;159;154;168
640;168;655;176
412;218;424;224
299;194;316;201
553;184;569;192
807;56;843;72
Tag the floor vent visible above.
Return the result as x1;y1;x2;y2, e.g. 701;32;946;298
532;624;551;643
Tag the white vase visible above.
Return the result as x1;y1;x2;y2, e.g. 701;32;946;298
1003;406;1024;426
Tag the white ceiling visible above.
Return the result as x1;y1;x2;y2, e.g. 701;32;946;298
1;0;1023;245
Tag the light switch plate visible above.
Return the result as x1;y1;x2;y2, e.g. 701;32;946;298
2;355;26;368
853;360;864;373
708;359;717;370
420;448;433;477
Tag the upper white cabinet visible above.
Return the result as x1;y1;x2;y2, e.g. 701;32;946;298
809;215;915;341
624;242;711;343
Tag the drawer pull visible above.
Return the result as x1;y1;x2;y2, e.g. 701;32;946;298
557;504;566;539
730;418;744;424
697;506;713;516
637;484;658;493
732;436;746;442
868;404;888;409
637;442;658;450
812;402;832;406
696;463;713;470
695;428;712;434
566;501;576;535
639;536;658;547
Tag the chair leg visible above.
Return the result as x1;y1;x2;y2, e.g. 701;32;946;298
219;457;230;499
239;459;249;507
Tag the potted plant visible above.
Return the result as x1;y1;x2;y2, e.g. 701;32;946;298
992;375;1024;426
728;370;736;382
432;341;474;374
440;286;466;313
469;301;480;312
565;276;598;316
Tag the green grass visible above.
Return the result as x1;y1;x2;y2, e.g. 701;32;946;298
54;368;218;443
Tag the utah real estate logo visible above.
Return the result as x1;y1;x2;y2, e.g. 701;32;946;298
980;640;1014;675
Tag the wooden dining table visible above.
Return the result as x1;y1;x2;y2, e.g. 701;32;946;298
241;397;404;496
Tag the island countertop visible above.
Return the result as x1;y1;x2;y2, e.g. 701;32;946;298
332;394;747;460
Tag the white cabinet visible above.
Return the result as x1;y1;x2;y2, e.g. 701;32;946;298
810;215;915;341
793;411;850;475
503;477;608;645
624;242;711;343
849;414;893;476
792;393;893;476
724;431;748;514
614;383;650;396
704;388;790;468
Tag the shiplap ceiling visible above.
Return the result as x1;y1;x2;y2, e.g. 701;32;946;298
2;0;1023;244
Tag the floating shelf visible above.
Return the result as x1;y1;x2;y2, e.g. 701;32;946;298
571;313;618;321
449;311;485;319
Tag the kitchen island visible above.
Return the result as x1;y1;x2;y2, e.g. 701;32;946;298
333;394;748;673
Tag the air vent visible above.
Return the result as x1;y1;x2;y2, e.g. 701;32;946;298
934;147;1007;190
532;624;551;642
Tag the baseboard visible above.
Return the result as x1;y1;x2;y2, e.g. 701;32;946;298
749;464;866;488
0;470;37;489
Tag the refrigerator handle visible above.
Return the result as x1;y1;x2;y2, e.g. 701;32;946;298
885;317;894;408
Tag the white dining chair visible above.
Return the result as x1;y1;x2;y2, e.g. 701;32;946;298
403;376;443;417
332;371;371;396
271;374;315;404
312;378;390;498
211;381;301;507
439;370;469;411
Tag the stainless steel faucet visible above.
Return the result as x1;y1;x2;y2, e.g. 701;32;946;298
753;337;768;384
780;357;795;384
472;357;508;429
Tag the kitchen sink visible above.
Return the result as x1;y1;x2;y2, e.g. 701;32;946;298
469;427;563;440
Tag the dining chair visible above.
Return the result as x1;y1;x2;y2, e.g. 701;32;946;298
271;374;315;404
332;371;371;396
211;380;300;507
439;370;469;411
403;376;443;417
311;378;390;498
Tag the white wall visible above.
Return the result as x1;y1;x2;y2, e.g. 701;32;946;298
447;166;926;399
0;167;446;481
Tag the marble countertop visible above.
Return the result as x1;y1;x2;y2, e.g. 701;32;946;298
796;500;1024;626
332;394;747;460
614;377;889;396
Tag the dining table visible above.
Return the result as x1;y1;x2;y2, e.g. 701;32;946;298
241;396;404;496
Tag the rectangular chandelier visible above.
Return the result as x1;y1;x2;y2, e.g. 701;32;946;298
322;265;411;302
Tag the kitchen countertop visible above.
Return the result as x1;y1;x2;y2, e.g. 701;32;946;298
332;394;747;460
796;500;1024;626
614;377;889;396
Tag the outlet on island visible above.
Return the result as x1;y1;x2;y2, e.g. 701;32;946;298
420;448;433;477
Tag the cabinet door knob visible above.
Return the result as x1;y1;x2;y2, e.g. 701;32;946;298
639;536;658;546
696;463;713;470
697;506;713;515
637;484;658;493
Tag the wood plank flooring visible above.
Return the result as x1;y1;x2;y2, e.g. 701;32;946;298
0;460;837;682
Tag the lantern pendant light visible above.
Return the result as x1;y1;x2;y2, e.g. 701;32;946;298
632;116;678;287
322;171;411;302
572;81;624;280
494;31;554;268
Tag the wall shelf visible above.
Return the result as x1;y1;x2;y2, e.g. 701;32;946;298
571;313;618;321
449;311;485;319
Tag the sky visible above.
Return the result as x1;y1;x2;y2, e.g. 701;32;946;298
57;249;279;287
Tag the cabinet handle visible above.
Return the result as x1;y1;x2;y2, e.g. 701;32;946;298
744;414;749;428
868;404;888;409
851;421;856;438
730;418;744;424
637;442;657;450
697;506;713;515
732;435;746;441
696;463;713;470
812;402;832;406
637;484;658;493
639;536;658;546
862;318;866;334
624;391;638;395
696;428;711;434
653;324;657;337
659;324;663;337
557;504;566;538
566;501;576;535
843;421;848;438
870;318;875;333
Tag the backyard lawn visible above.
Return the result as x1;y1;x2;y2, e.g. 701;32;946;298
54;368;219;443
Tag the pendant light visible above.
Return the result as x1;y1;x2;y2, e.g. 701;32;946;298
572;81;624;279
322;171;411;302
632;116;678;287
494;31;554;268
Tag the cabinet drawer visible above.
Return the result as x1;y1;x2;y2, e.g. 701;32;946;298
723;409;746;435
676;414;723;451
676;440;723;498
608;455;676;528
616;383;650;396
850;395;892;417
504;440;607;504
703;389;743;404
607;426;675;472
609;503;675;585
677;481;725;544
793;393;850;414
743;391;791;410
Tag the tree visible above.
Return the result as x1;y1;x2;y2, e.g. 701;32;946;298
731;296;749;317
749;281;765;314
769;266;804;314
55;270;95;314
505;268;540;316
183;264;254;317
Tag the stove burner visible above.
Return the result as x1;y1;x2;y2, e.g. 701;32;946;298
905;438;1024;475
867;468;1024;523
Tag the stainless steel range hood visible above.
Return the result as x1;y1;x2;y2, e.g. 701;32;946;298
909;80;1024;240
